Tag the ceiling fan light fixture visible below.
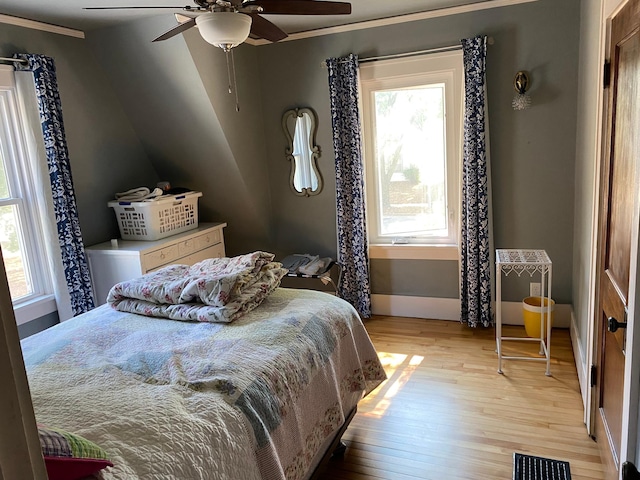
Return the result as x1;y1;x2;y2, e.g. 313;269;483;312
196;12;252;50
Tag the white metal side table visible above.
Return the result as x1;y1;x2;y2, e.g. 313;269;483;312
496;249;553;376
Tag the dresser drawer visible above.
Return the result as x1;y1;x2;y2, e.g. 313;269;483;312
142;244;180;272
148;244;225;273
86;223;227;305
182;244;225;266
178;238;197;257
194;229;222;251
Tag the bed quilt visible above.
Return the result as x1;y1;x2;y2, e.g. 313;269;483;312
21;288;386;480
107;251;288;323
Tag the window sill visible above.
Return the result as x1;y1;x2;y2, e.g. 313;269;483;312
13;295;57;326
369;244;459;261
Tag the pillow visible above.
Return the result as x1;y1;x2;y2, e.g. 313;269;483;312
38;425;113;480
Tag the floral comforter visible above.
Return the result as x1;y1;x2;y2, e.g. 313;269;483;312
107;251;288;323
22;288;386;480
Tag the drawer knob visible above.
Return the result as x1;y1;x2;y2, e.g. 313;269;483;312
160;253;165;259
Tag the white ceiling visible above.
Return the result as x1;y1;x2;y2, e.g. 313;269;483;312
0;0;502;35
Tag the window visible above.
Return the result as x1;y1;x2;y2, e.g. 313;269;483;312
360;51;463;258
0;66;53;319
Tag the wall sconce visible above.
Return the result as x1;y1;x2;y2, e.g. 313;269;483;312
512;71;531;110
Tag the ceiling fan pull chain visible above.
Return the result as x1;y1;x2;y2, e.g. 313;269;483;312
225;48;233;95
223;48;240;112
231;49;240;112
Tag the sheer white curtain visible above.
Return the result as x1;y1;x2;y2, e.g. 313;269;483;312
15;71;74;321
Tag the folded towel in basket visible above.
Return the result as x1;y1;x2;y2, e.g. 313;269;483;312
115;187;163;202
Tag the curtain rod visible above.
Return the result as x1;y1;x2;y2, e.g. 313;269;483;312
0;56;27;64
360;44;462;64
322;36;493;67
321;44;459;68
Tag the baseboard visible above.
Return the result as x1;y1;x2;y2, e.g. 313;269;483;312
371;295;461;320
570;311;589;412
371;294;572;327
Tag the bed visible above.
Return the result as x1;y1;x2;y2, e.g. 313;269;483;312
20;253;386;480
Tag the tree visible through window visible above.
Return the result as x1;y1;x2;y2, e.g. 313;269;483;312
360;51;463;247
373;86;447;238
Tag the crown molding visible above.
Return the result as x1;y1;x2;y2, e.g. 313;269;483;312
0;0;537;45
0;14;85;38
246;0;538;46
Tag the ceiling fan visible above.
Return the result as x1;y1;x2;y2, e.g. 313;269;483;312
85;0;352;51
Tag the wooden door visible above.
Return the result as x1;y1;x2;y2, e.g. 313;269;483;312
595;0;640;477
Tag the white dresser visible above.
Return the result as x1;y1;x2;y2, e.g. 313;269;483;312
86;222;227;305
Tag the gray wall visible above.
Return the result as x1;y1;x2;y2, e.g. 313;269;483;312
3;0;584;335
0;23;160;333
17;312;58;340
0;23;159;247
256;0;580;303
86;16;275;256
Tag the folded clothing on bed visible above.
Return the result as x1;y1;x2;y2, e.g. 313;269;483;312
107;251;288;323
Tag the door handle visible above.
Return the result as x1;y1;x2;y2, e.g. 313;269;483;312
608;317;628;333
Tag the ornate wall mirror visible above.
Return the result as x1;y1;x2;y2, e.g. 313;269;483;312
283;107;322;197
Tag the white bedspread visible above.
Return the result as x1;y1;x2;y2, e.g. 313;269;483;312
22;288;386;480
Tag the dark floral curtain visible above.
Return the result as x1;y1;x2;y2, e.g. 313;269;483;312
14;54;95;315
326;54;371;318
460;36;492;327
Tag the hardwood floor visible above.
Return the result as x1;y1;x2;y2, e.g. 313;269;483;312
319;316;604;480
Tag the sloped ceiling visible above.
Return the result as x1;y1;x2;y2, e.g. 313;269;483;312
86;15;274;254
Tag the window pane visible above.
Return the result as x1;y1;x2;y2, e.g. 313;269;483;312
0;204;33;300
373;86;447;238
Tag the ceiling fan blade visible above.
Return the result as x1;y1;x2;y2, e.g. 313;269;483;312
175;12;199;22
249;13;288;42
152;17;197;42
84;6;187;9
242;0;351;15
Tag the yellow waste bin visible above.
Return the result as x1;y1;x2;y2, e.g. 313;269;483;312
522;296;555;338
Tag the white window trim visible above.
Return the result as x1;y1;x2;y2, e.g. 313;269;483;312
13;295;57;326
0;65;55;322
360;51;464;260
369;244;459;261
